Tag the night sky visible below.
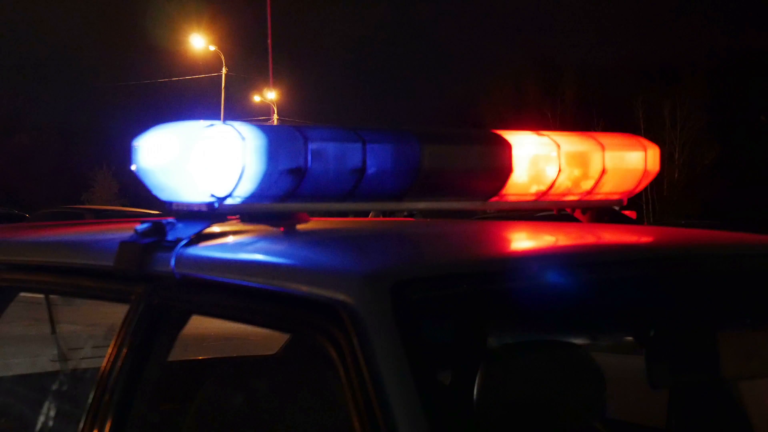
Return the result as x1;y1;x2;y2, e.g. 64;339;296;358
2;0;767;227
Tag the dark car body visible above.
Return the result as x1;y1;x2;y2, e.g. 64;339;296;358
0;218;766;431
27;205;161;223
0;209;28;224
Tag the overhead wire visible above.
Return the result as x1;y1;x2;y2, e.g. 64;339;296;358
97;72;222;86
226;72;260;79
237;116;274;121
236;117;333;126
98;71;323;125
278;117;333;126
277;117;316;124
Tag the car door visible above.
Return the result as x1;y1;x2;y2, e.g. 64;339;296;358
95;277;387;432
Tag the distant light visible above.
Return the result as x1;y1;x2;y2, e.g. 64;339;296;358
253;95;262;102
189;33;206;49
208;45;216;51
130;164;137;171
265;90;276;100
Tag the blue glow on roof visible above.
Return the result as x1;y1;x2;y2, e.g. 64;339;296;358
132;121;267;204
195;249;295;265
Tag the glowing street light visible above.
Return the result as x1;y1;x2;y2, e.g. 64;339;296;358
253;89;278;124
189;33;206;50
190;33;227;122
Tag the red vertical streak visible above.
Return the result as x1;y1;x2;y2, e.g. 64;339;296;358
267;0;274;88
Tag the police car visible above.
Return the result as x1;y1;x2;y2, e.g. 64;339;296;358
1;121;767;432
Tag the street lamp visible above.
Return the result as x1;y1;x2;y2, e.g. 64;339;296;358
253;89;278;125
190;33;227;122
189;33;206;49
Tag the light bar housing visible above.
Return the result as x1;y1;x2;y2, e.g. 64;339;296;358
132;121;660;209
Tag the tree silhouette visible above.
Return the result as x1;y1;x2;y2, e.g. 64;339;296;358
81;164;126;206
634;82;717;223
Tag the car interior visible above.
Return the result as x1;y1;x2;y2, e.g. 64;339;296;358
123;332;356;432
393;273;768;432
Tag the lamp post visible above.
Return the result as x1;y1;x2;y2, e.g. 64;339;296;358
253;89;278;125
190;34;227;122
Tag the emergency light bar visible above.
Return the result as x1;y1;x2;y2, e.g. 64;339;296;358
131;121;659;210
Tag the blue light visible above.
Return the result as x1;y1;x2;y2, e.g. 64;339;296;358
132;121;267;204
132;123;425;205
246;126;306;202
353;130;421;200
290;127;365;201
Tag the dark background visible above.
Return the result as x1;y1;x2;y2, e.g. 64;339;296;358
1;0;767;228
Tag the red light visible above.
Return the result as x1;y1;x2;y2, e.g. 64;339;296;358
492;131;560;201
629;136;661;196
492;131;660;202
582;133;651;200
538;132;604;200
621;210;638;220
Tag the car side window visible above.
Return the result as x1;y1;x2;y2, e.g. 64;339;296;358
588;346;669;430
0;292;129;431
123;313;358;432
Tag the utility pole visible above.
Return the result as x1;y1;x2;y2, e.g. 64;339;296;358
267;0;276;122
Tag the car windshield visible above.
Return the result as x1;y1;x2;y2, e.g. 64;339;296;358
393;259;768;431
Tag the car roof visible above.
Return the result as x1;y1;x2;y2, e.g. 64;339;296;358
47;205;161;214
0;208;27;217
1;218;766;304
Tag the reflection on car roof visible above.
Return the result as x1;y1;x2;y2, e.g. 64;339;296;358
1;219;766;286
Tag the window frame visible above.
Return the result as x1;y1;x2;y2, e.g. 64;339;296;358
100;275;387;432
0;265;144;432
0;266;389;432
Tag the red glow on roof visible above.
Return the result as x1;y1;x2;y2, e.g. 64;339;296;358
507;226;654;252
21;217;170;227
312;217;415;221
0;219;155;240
492;131;660;202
